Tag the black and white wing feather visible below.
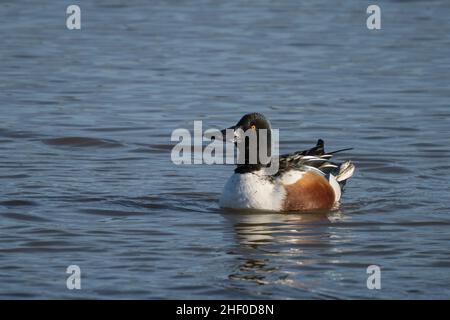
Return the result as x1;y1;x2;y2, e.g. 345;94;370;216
277;139;354;186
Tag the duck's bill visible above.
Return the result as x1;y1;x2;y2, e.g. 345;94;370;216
204;126;237;142
220;126;238;142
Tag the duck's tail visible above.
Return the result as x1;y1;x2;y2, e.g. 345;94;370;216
336;161;355;183
328;160;355;203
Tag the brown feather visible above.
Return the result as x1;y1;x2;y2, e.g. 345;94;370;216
283;171;335;211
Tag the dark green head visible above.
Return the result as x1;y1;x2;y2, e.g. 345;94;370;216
220;113;273;173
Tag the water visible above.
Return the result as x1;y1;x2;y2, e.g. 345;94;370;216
1;0;450;299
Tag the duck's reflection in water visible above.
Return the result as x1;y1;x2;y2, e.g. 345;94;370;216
222;209;344;291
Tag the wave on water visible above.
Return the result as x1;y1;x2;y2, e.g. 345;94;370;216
41;137;123;148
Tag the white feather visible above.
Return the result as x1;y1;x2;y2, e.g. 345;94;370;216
279;170;304;185
328;174;341;202
219;170;286;211
336;161;355;182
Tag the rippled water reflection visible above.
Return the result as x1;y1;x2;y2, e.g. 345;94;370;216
1;0;450;299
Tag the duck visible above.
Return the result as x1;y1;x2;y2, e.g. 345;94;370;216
218;113;355;212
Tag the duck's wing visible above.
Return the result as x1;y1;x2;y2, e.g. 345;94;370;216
277;139;354;179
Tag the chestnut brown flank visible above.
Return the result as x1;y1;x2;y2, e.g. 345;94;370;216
283;171;335;211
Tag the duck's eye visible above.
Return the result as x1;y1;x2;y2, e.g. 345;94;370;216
250;124;256;130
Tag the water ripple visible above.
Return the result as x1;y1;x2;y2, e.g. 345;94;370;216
42;137;123;148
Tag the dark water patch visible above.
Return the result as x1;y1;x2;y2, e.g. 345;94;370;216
415;149;449;157
117;229;174;236
52;196;108;203
18;99;59;106
371;126;420;133
288;42;342;48
2;212;49;223
113;199;171;210
23;240;73;247
80;208;148;217
364;165;414;174
0;200;37;206
0;266;22;271
162;191;218;201
149;144;176;151
337;249;406;257
0;246;99;253
396;221;450;227
363;135;390;141
90;156;147;162
409;142;442;148
113;193;220;212
0;128;36;139
129;147;166;154
429;261;450;268
28;228;79;237
130;143;175;154
85;126;149;132
0;292;38;299
0;174;30;179
42;137;123;148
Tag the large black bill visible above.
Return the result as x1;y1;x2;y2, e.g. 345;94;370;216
204;126;236;141
219;126;237;142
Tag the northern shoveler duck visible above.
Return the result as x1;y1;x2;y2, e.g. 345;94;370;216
219;113;355;212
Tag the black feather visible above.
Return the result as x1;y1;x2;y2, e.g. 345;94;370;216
275;140;351;178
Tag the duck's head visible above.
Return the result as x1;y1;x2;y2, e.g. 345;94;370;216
220;113;273;172
220;113;271;142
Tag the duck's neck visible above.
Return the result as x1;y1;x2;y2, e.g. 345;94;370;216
234;150;272;174
234;163;265;174
234;131;272;174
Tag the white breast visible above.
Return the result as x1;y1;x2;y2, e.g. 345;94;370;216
219;170;286;211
